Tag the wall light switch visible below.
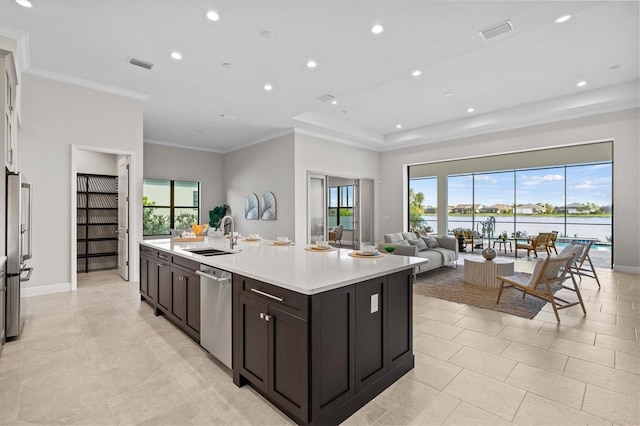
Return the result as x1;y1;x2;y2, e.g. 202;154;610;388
371;293;379;313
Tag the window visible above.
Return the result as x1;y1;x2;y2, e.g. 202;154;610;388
143;179;199;236
409;176;437;232
328;185;354;230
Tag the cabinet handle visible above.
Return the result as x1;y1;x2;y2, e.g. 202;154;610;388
259;312;271;322
196;270;230;282
158;262;167;267
250;288;284;302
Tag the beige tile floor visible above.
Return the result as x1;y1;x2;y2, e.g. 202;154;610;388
0;257;638;425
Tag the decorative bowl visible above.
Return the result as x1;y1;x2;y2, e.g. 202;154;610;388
482;247;497;260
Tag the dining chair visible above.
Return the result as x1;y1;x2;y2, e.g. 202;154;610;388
496;253;586;322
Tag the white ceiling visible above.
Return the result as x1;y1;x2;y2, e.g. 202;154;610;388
1;0;638;153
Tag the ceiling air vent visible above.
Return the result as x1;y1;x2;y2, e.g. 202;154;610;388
128;57;154;70
317;94;336;103
479;20;513;41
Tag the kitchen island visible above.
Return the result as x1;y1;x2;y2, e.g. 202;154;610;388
139;238;427;425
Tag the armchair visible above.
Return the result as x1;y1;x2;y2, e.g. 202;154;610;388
496;254;586;322
515;232;552;257
328;224;343;246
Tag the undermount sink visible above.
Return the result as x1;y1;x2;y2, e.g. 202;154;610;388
186;248;234;257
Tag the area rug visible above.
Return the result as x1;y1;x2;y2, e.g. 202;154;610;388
413;265;552;319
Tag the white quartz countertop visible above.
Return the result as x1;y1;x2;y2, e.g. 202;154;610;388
140;238;427;295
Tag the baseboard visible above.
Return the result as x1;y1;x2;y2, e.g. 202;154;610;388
614;265;640;274
22;282;71;297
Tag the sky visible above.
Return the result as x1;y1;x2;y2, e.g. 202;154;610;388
410;163;612;208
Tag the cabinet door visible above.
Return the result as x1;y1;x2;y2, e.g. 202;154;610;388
268;306;309;423
310;285;356;420
237;293;269;394
355;276;387;391
170;267;187;323
139;255;149;296
184;269;200;337
386;270;413;369
156;261;171;312
147;258;158;302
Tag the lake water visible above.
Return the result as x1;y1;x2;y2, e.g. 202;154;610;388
420;215;612;243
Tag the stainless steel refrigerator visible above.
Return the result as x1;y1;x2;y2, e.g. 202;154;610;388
5;172;32;339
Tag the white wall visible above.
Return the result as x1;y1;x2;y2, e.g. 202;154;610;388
380;108;640;273
77;150;117;175
143;143;224;231
18;74;143;294
223;133;295;239
294;131;381;245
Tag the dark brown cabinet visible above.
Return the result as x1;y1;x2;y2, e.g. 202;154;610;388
139;246;157;303
171;266;200;340
156;257;171;312
234;268;414;425
139;245;200;342
235;276;308;422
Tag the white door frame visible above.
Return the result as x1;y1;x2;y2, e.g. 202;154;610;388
71;145;136;290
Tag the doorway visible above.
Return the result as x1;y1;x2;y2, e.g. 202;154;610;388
71;146;134;290
307;172;375;249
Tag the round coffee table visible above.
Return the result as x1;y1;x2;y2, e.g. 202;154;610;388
463;257;515;288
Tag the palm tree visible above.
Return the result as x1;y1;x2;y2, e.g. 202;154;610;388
409;189;425;230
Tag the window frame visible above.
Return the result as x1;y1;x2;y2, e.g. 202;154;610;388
143;179;200;236
328;185;354;231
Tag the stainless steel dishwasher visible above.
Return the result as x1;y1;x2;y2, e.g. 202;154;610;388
196;265;233;369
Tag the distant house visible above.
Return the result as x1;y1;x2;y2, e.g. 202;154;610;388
423;205;437;214
515;203;544;214
450;204;480;214
479;204;512;214
600;205;613;214
555;203;588;214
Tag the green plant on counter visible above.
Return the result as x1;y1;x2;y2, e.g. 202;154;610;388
209;204;229;230
384;245;396;253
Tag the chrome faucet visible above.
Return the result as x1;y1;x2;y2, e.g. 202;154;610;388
220;215;236;249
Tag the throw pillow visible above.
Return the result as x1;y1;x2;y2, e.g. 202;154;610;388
408;238;428;252
422;236;440;249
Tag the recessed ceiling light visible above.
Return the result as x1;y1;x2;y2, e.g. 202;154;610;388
307;60;317;69
206;10;219;21
331;100;338;105
411;70;422;77
467;107;475;113
371;24;385;34
170;51;182;60
554;15;572;23
444;92;452;97
576;81;587;87
264;84;273;91
396;124;403;129
15;0;32;7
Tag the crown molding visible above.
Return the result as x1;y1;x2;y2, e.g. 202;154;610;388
25;66;148;101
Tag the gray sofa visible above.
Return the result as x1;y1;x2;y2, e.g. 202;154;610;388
378;232;458;274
